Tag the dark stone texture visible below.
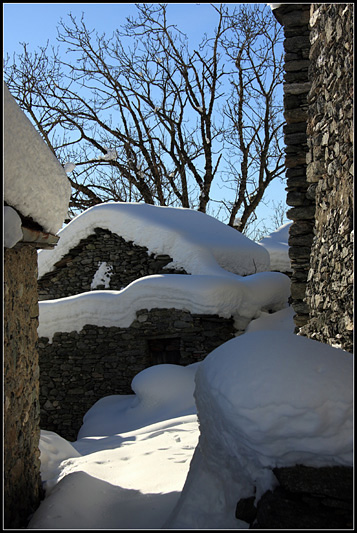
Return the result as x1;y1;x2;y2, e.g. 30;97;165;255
4;246;43;528
300;3;354;353
39;309;236;440
251;466;353;529
38;227;188;301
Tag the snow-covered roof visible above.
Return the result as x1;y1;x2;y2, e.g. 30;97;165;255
258;222;292;272
4;82;71;235
38;202;271;278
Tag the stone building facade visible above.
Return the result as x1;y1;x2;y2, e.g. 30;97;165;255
4;246;43;528
38;227;187;300
38;309;236;440
37;226;237;439
274;4;353;352
300;3;354;352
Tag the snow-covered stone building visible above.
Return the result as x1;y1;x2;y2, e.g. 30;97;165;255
272;3;353;352
37;203;274;299
36;203;291;439
3;82;71;528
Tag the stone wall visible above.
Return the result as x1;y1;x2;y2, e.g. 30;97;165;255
300;3;354;352
38;308;236;440
236;465;353;529
38;227;188;300
3;246;43;528
275;4;315;330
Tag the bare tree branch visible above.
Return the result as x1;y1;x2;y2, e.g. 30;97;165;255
4;4;284;230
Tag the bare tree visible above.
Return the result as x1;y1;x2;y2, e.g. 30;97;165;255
4;3;284;230
220;4;285;231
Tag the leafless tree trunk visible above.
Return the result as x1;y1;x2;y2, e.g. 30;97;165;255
4;4;284;231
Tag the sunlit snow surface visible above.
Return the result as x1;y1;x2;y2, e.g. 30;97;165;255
259;221;292;272
28;309;352;530
166;331;352;529
38;272;291;342
4;82;71;235
38;202;271;278
37;202;293;342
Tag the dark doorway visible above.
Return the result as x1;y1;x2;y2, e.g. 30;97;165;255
147;337;181;365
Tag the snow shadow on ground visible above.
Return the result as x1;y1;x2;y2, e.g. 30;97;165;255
28;471;181;530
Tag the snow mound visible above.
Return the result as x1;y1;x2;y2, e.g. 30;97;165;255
196;331;352;468
166;331;352;529
4;82;71;234
38;202;270;278
259;222;292;272
245;306;295;333
39;430;81;494
131;363;199;415
78;363;199;438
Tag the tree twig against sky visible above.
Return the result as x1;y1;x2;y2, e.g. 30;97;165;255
220;4;285;231
4;3;285;232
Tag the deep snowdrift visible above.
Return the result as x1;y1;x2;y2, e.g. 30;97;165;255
27;308;352;530
166;331;353;529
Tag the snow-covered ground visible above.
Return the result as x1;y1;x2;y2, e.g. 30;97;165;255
27;307;352;530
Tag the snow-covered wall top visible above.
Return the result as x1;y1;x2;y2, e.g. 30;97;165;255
4;82;71;235
38;202;270;278
259;222;292;273
38;272;291;342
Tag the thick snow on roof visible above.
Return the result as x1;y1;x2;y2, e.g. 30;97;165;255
37;202;270;278
38;272;291;342
3;82;71;234
259;222;292;272
167;331;353;528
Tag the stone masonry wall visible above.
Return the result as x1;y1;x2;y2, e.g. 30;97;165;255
38;228;188;300
4;246;43;528
300;4;354;353
236;465;353;529
38;309;236;440
275;4;315;330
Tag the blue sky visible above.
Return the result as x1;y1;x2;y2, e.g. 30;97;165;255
3;3;223;55
3;3;288;234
